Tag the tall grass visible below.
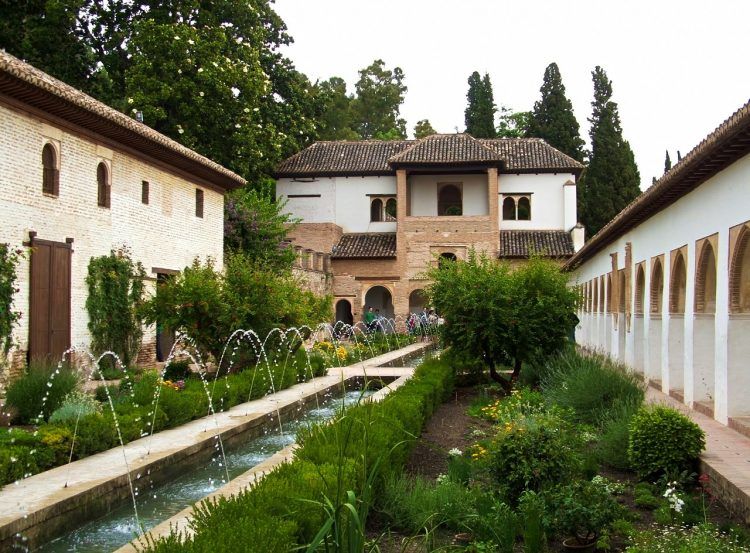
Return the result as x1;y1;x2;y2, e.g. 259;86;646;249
5;363;79;423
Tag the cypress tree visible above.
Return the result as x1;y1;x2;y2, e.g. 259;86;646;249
464;71;496;138
579;66;641;238
664;150;672;173
528;63;585;162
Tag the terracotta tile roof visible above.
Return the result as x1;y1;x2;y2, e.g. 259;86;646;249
565;98;750;271
481;138;584;173
274;135;584;178
0;51;244;191
499;230;575;258
331;233;397;259
389;133;503;165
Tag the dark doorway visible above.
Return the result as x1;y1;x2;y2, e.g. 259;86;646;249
156;273;176;362
335;299;354;326
29;237;72;363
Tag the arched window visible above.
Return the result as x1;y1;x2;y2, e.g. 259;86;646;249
42;143;59;196
370;198;383;222
730;227;750;313
385;198;397;221
502;197;516;220
593;277;599;313
439;252;457;269
651;259;664;314
670;252;687;314
438;184;462;216
695;242;717;314
618;270;626;313
517;196;531;220
97;162;110;208
599;276;605;312
635;265;645;314
606;273;613;313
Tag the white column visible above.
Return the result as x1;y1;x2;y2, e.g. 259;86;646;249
714;229;730;424
684;241;696;405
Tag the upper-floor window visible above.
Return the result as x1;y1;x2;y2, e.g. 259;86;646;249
370;196;396;222
196;188;204;218
438;184;462;216
42;143;59;196
141;180;150;204
502;194;531;220
97;162;110;208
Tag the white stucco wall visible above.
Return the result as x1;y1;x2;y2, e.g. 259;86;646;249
498;173;576;230
276;177;336;223
570;153;750;424
335;176;397;233
409;173;488;216
0;103;226;364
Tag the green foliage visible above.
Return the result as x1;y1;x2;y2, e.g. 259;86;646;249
627;405;705;480
486;411;583;505
595;399;641;470
664;150;672;173
49;390;102;423
472;387;546;424
518;491;547;553
465;72;496;138
427;251;578;390
633;483;662;510
0;243;23;356
579;66;641;237
315;76;360;141
380;474;476;532
496;107;531;138
540;349;645;426
543;480;620;544
351;59;407;139
527;63;585;162
5;363;79;423
224;184;298;270
626;523;750;553
469;494;518;552
85;248;146;369
414;119;437;139
162;360;192;382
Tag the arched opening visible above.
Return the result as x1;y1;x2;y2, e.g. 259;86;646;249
439;252;457;269
670;252;687;314
370;198;383;222
517;196;531;220
606;273;613;313
592;278;599;313
502;197;516;220
364;285;394;324
729;225;750;416
97;162;110;208
385;198;397;221
618;270;626;313
635;266;645;314
42;143;59;195
695;242;717;314
438;184;462;216
408;289;428;314
335;299;354;327
651;260;664;314
730;228;750;313
599;276;605;312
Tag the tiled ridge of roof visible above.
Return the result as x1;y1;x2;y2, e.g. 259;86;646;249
331;233;397;259
275;135;584;177
565;98;750;270
389;133;503;165
0;50;244;189
499;230;575;258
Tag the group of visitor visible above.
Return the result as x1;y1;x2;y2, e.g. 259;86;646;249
363;306;387;332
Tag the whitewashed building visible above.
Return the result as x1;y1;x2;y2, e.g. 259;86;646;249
567;99;750;429
0;52;244;383
276;133;584;325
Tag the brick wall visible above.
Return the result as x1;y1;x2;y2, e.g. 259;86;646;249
287;223;343;253
0;103;225;382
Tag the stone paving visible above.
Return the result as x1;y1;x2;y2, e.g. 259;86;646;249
0;342;430;550
646;385;750;524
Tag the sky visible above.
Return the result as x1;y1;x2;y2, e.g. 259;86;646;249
273;0;750;190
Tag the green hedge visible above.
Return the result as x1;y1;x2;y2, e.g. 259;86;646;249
142;355;455;552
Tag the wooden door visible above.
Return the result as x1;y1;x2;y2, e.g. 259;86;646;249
29;239;71;363
155;272;175;361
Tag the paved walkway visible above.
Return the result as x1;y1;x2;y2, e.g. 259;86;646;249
646;386;750;523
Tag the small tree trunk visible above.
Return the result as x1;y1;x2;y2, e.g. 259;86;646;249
512;358;522;381
488;358;513;395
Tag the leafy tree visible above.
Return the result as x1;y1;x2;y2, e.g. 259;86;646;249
527;63;585;162
351;59;407;139
664;150;672;173
464;72;497;138
224;184;299;271
579;66;641;237
414;119;437;138
427;252;578;393
497;108;532;138
85;248;146;368
315;77;359;140
0;244;23;358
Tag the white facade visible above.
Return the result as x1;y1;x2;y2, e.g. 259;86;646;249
498;173;577;230
570;149;750;426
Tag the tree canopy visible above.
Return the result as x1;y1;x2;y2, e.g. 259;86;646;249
315;77;360;140
350;59;408;139
579;66;641;238
427;252;578;393
414;119;437;138
527;63;585;162
465;72;497;138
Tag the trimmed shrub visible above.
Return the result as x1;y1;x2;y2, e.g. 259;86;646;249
162;360;191;382
541;350;645;426
628;405;705;480
543;480;621;544
595;399;641;470
49;391;102;423
5;364;79;423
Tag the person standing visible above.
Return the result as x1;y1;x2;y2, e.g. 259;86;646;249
364;306;376;332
